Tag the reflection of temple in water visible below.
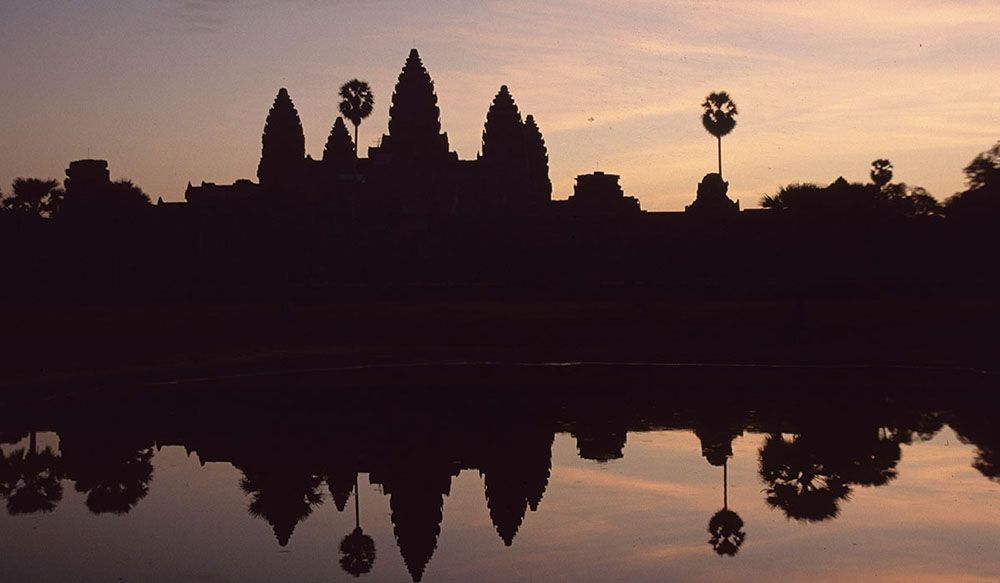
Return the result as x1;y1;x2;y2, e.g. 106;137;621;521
0;370;994;581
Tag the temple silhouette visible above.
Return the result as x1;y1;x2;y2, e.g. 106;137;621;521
183;50;556;219
1;47;998;301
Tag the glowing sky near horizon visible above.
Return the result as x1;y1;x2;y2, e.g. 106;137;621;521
1;0;998;210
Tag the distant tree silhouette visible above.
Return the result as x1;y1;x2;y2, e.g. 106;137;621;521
884;183;943;218
106;179;151;207
323;117;357;168
0;431;63;515
945;141;1000;221
1;178;64;218
761;177;929;218
257;88;306;189
338;80;375;155
870;159;893;190
961;141;1000;191
701;92;738;178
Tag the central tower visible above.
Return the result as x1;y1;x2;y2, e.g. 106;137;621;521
377;49;452;165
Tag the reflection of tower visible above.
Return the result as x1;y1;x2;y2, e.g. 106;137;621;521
327;465;358;512
340;475;376;578
375;461;454;582
572;422;627;462
480;429;554;546
694;422;742;468
239;465;324;547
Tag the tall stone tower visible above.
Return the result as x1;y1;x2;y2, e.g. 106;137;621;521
378;49;452;165
480;86;551;211
257;88;306;191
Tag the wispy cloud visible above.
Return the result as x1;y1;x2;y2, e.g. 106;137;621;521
169;0;241;32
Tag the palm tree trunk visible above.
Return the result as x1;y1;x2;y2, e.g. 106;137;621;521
717;136;723;177
354;474;360;530
723;459;728;510
354;124;360;157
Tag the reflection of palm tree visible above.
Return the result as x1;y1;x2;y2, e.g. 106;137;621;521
340;475;376;577
838;428;900;487
0;431;63;515
701;92;738;178
72;447;154;515
708;508;745;556
759;434;850;522
339;79;375;155
706;459;746;556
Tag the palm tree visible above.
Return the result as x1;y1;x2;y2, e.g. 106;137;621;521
340;475;376;577
1;178;64;218
701;92;738;178
339;79;375;155
870;159;893;190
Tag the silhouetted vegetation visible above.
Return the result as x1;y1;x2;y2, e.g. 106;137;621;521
1;49;999;305
0;432;63;515
0;178;63;218
701;92;738;177
870;159;893;190
708;508;745;556
338;79;375;155
760;160;941;220
944;141;1000;222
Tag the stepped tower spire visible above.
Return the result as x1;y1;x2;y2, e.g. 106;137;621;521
257;88;306;190
523;114;552;204
481;85;524;165
323;116;356;167
381;49;450;162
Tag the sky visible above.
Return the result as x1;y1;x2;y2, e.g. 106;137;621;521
1;0;998;210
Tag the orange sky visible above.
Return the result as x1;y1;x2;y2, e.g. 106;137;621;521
1;1;997;210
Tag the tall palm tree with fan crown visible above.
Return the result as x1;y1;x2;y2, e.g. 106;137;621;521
702;92;738;178
339;79;375;155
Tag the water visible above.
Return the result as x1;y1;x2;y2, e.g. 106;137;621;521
0;365;997;582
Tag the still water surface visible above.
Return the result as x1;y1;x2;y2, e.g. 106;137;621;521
0;366;997;582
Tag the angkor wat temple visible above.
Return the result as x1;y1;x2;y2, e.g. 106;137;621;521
180;48;672;219
3;48;996;300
